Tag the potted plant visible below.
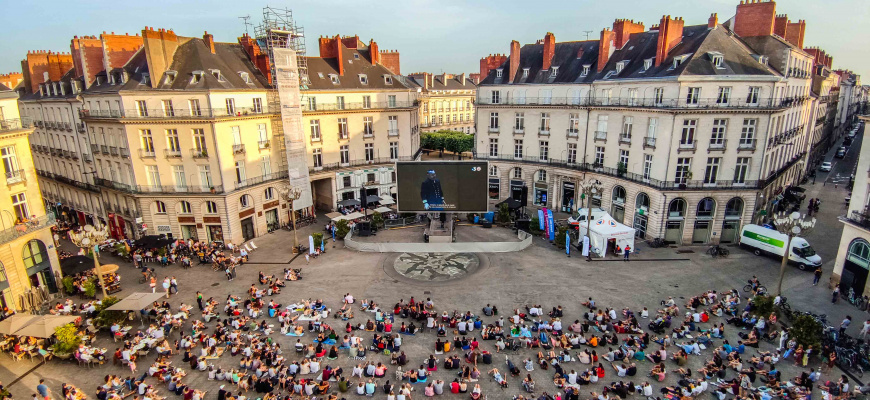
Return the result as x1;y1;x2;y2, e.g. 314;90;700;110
83;278;97;298
312;232;324;249
616;162;627;177
94;296;126;329
334;220;350;238
51;323;81;359
61;276;75;296
497;203;512;226
371;212;384;229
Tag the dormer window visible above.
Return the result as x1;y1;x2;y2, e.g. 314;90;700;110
52;83;58;95
317;72;324;79
384;75;393;85
581;65;591;77
642;58;654;72
238;71;252;84
522;68;529;78
615;60;629;74
164;71;177;85
551;66;559;76
359;74;368;85
495;69;503;78
707;52;724;68
209;69;223;81
59;83;65;96
328;74;340;84
140;73;150;86
753;55;769;66
109;74;116;85
191;70;204;84
95;76;103;85
670;54;691;70
353;53;360;60
71;81;79;94
301;74;311;85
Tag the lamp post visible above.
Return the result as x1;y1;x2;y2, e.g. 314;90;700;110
279;186;302;252
578;178;603;260
772;211;816;296
69;224;110;298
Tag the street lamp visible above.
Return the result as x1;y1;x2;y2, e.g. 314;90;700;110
578;178;603;260
69;224;110;298
772;211;816;295
279;186;302;252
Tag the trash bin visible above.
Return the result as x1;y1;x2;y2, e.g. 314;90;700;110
474;215;480;224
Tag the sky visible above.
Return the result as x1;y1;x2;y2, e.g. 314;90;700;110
1;0;868;81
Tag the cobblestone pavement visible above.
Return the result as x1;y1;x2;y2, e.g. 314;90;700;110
1;133;864;400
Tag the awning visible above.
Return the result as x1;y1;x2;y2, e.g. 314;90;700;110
344;212;366;220
337;199;361;207
12;315;79;338
379;196;395;205
0;314;40;335
496;198;523;210
365;195;381;205
373;207;392;214
96;264;119;275
60;255;94;276
107;292;167;311
325;212;343;220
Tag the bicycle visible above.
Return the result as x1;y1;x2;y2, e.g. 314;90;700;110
138;269;155;284
648;238;667;248
848;287;868;310
707;245;730;257
743;281;767;295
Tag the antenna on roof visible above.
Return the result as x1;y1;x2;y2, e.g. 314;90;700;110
582;30;594;40
239;15;252;35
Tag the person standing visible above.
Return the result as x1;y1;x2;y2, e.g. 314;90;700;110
840;316;852;336
832;286;840;303
623;245;631;262
36;379;50;400
170;276;178;295
860;320;870;340
196;291;203;310
813;267;822;286
162;277;171;298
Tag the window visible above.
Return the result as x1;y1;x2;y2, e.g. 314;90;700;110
340;145;349;164
539;113;550;133
234;161;246;183
258;123;268;145
514;139;523;159
307;97;317;111
551;66;559;76
522;68;529;78
697;198;715;218
199;165;212;187
539;141;549;161
359;74;368;85
21;240;47;271
364;143;374;161
496;69;503;78
155;200;167;214
680;120;697;145
264;187;274;200
1;146;20;181
310;120;321;141
747;87;760;104
686;87;700;105
594;147;605;166
568;113;580;134
173;165;186;189
716;87;731;104
491;91;501;104
643;58;653;72
211;69;223;81
342;176;352;188
581;65;590;77
489;138;498;157
362;96;371;109
643;154;653;180
621;116;633;140
654;87;664;105
162;100;174;116
489;166;498;176
384;75;393;85
136;100;148;117
253;98;263;113
489;112;499;130
628;88;639;105
336;96;345;110
647;117;658;139
11;193;27;221
541;89;553;104
596;115;608;134
312;148;322;168
389;142;398;160
193;129;206;153
725;198;744;218
140;130;154;152
567;143;577;164
240;195;251;208
733;157;750;184
225;98;235;115
740;119;757;145
179;201;192;214
329;74;340;85
711;119;727;145
619;150;629;166
166;129;180;152
205;201;218;214
387;116;398;136
363;117;374;136
675;158;691;184
514;112;525;131
261;155;271;176
231;126;241;145
337;118;348;139
704;157;720;184
187;99;203;116
387;95;396;108
848;240;870;269
513;167;522;179
537;169;547;182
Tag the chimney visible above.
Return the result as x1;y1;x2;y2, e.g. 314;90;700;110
785;20;806;48
70;36;103;88
141;27;180;89
654;15;684;67
774;15;789;37
203;31;215;54
440;73;448;86
369;39;380;65
733;0;777;38
612;19;645;50
239;34;271;83
598;28;615;72
708;13;719;28
469;73;481;84
460;73;466;86
316;35;345;75
379;50;400;74
509;40;520;82
479;54;507;78
542;32;556;71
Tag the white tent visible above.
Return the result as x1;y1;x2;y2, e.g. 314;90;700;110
578;213;636;258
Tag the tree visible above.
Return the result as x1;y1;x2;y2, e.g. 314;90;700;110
555;226;569;247
94;296;127;328
312;232;324;248
749;295;775;318
497;203;512;224
51;323;81;355
372;211;385;229
335;219;350;238
83;278;97;298
789;314;822;358
530;217;543;234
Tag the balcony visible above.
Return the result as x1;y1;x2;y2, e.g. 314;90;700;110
258;140;271;150
5;169;25;185
0;117;33;133
708;140;727;151
164;149;182;158
232;144;245;154
190;149;209;158
488;126;499;133
109;146;119;156
100;145;109;155
476;96;789;110
61;150;70;158
91;144;99;153
309;156;418;173
737;139;757;151
363;130;374;139
138;149;156;158
0;214;55;246
119;148;129;157
619;134;632;144
388;129;399;137
538;129;550;136
566;129;580;138
643;137;657;149
594;131;607;141
62;122;72;131
678;141;697;151
303;100;416;113
310;135;322;143
76;123;86;133
69;151;79;160
95;177;223;194
236;169;289;190
82;153;92;163
513;127;525;135
79;107;271;120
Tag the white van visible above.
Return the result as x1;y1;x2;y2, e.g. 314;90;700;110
739;224;822;270
567;207;608;230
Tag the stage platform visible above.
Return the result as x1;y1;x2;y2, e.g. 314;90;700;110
345;224;531;253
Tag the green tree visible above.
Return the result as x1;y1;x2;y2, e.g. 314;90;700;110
335;219;350;238
61;276;75;295
617;162;628;176
789;314;822;357
497;203;512;224
94;296;127;328
83;278;97;298
372;211;385;229
749;295;775;318
555;226;569;246
312;232;324;248
51;323;81;355
529;217;543;234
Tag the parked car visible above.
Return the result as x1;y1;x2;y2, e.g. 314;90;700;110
819;161;832;171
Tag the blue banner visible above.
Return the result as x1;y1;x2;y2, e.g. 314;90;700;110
566;232;570;255
537;209;545;230
547;209;556;241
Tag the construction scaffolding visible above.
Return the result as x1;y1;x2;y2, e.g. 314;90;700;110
255;6;313;210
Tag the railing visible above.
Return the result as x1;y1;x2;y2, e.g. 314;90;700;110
488;126;499;133
119;148;129;157
643;137;656;148
109;146;118;156
0;117;34;133
61;150;70;158
709;140;727;150
476;96;786;110
384;216;423;228
76;123;86;133
566;129;579;138
737;139;757;150
69;151;78;160
164;149;182;158
594;131;607;141
235;170;289;190
619;134;631;144
62;122;72;131
79;107;271;119
232;144;245;154
100;145;109;155
388;129;399;137
190;149;209;158
303;101;415;112
258;140;271;149
94;177;223;194
539;129;550;136
139;149;156;158
0;214;55;246
310;156;417;173
678;141;697;150
5;169;25;185
843;210;870;231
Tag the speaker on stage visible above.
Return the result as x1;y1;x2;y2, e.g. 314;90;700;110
360;188;368;208
516;218;530;232
521;185;528;207
358;221;372;237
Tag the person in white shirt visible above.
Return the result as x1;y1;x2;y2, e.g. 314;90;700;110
640;308;649;319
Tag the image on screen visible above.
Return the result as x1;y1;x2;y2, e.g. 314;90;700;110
395;161;489;212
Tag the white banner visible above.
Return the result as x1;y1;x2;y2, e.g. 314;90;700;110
581;236;590;257
309;235;315;255
274;47;313;210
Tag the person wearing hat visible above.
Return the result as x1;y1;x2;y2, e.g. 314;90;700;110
420;169;444;210
217;385;227;400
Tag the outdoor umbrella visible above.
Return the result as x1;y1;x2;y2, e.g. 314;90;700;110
496;198;523;210
337;199;361;207
365;195;381;206
12;315;79;338
95;264;119;275
60;255;94;276
0;314;40;335
373;206;392;214
379;196;395;205
108;292;167;327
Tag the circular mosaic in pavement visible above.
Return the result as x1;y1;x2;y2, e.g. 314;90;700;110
392;252;481;282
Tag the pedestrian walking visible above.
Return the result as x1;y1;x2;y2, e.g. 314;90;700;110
305;253;310;264
170;276;178;294
813;267;822;286
832;286;840;303
149;276;156;293
840;315;852;336
37;379;50;400
196;291;203;310
860;320;870;340
623;245;631;262
162;277;170;298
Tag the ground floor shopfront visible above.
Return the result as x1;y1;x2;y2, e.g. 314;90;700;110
486;162;758;245
0;222;62;311
832;221;870;296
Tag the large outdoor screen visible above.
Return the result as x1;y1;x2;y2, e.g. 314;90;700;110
395;161;489;212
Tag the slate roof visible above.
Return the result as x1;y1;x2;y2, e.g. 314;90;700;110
304;44;412;91
405;75;477;92
480;24;779;86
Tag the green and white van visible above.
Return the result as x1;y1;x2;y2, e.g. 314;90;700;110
739;224;821;270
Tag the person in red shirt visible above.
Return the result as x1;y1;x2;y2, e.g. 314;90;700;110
450;379;460;393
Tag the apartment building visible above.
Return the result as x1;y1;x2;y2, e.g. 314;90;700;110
302;35;420;210
0;85;61;309
834;116;870;295
475;0;828;245
406;72;477;134
803;48;840;165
